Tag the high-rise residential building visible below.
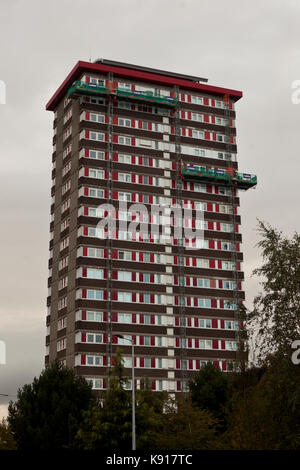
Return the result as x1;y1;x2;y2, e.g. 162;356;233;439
45;59;257;393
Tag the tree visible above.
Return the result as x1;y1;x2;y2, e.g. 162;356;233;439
189;362;229;423
76;354;132;450
152;394;221;450
76;350;163;450
7;360;95;450
0;418;16;450
228;352;300;449
249;220;300;362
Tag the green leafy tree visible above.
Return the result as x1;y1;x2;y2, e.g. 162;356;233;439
7;360;95;450
76;352;132;450
189;362;229;423
249;220;300;361
152;394;221;450
0;418;16;450
76;350;163;450
228;353;300;449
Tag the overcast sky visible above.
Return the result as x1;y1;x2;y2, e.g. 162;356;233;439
1;0;300;419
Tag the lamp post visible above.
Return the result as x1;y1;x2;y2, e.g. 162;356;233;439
116;334;136;451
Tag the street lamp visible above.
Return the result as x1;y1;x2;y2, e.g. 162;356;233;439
115;334;136;451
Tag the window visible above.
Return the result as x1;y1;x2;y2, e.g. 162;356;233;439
89;188;104;199
61;217;70;232
118;292;132;302
191;95;203;105
197;299;211;308
192;129;204;139
118;313;131;323
193;183;206;193
118;82;131;90
62;180;71;195
119;192;131;201
57;317;67;330
90;113;104;123
118;271;131;281
59;256;68;270
89;149;105;160
144;357;151;368
221;223;234;233
119;101;131;110
118;335;132;345
89;97;105;105
118;118;131;127
60;236;69;251
57;338;66;351
157;380;163;391
199;340;212;349
63;143;72;160
222;242;234;251
86;311;103;322
86;290;103;300
119;173;131;183
194;148;205;157
118;154;131;164
82;207;104;218
119;136;131;146
90;131;104;142
86;268;103;279
62;161;71;177
89;77;105;86
89;169;105;179
123;357;132;367
219;187;232;196
219;204;233;214
87;333;102;344
86;378;103;390
223;301;232;309
199;319;207;328
196;278;209;288
86;247;104;259
63;126;72;141
191;113;203;122
58;276;68;290
86;355;102;366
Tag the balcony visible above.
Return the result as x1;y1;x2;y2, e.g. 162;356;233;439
181;163;257;190
67;81;109;99
67;81;178;107
115;88;177;107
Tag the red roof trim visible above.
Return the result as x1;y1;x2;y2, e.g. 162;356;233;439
46;60;242;111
